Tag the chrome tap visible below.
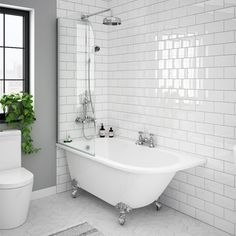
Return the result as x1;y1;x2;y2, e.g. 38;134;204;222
136;131;144;145
149;133;155;148
136;131;155;148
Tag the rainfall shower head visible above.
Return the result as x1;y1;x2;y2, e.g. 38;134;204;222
103;16;121;26
81;8;121;26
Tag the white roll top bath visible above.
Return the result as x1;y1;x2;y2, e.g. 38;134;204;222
0;130;21;171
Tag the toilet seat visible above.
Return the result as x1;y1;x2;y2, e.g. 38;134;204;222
0;167;33;189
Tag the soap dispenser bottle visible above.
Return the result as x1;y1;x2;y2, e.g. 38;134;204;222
109;127;114;138
99;123;106;138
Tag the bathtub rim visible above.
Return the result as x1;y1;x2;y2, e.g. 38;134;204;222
56;138;206;174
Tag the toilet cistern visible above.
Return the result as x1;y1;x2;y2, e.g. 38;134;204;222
0;130;34;229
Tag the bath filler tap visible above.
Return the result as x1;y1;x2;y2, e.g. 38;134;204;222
136;131;155;148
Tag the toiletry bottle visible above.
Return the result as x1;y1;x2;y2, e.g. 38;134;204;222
64;135;72;143
109;127;114;138
99;123;106;138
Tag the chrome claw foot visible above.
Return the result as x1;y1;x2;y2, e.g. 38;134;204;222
155;201;162;211
71;179;79;198
118;214;126;225
115;202;132;226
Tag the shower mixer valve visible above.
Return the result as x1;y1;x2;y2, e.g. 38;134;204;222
75;91;96;124
75;116;96;124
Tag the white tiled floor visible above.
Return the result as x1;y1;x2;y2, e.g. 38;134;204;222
0;190;230;236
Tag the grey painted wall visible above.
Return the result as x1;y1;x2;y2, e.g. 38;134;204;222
0;0;57;191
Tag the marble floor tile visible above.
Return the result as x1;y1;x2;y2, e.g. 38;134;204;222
0;190;230;236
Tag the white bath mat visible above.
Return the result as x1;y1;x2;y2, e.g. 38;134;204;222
49;222;104;236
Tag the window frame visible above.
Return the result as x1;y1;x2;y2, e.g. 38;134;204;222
0;7;30;122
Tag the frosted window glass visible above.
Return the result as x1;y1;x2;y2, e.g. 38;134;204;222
0;49;3;79
0;14;3;46
5;14;23;47
5;81;23;94
5;48;23;79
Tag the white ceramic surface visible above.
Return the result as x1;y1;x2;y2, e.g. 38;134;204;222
59;137;206;209
0;130;33;229
0;130;21;171
0;168;33;189
0;181;33;229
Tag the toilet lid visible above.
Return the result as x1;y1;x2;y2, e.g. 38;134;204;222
0;167;33;189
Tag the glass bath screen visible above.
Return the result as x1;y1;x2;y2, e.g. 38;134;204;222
57;18;96;155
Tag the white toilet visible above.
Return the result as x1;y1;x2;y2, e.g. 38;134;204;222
0;130;34;229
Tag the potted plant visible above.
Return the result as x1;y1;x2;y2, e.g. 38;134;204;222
0;92;40;154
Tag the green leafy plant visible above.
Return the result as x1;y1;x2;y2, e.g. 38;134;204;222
0;92;40;154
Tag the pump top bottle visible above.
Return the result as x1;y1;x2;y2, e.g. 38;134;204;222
99;123;106;138
109;127;114;138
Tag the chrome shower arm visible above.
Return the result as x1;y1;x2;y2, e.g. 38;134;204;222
81;8;111;20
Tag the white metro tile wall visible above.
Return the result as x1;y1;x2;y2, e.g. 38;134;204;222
56;0;236;235
107;0;236;235
56;0;109;193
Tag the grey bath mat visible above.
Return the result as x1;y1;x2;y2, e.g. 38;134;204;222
49;222;104;236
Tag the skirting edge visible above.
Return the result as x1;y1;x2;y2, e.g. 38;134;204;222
31;186;56;200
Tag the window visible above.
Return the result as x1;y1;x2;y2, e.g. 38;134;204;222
0;7;30;120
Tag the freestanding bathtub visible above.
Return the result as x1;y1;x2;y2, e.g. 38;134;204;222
58;137;206;225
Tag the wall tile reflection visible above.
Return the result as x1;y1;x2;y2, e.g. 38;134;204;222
108;0;236;235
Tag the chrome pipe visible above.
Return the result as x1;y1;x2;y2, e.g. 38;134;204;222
81;8;111;20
